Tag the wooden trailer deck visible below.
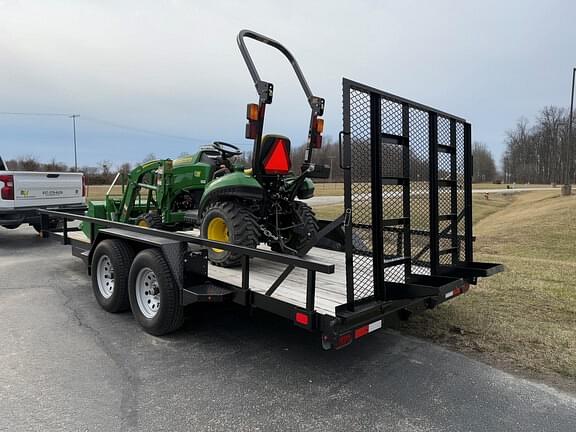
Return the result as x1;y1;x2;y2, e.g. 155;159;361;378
59;230;349;316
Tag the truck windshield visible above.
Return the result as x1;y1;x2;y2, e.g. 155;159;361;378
0;157;6;171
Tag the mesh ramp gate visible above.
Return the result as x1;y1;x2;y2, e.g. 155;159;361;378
341;79;473;310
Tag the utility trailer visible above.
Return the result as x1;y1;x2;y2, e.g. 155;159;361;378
38;79;502;349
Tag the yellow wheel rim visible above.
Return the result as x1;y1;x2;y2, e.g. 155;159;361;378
207;217;229;253
137;219;150;228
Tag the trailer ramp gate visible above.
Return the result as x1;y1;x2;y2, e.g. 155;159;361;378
341;78;500;312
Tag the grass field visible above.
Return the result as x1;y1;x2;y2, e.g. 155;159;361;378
314;190;576;383
395;191;576;383
87;182;554;201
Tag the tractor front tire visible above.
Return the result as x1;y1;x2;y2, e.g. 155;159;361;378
201;202;259;267
135;212;163;229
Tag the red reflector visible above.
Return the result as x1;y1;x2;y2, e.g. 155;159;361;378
263;139;290;174
335;333;353;349
354;325;369;339
295;312;309;326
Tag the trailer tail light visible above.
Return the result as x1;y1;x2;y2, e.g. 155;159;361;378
335;332;353;349
354;320;383;340
263;138;290;175
0;174;14;200
444;287;463;299
295;311;309;326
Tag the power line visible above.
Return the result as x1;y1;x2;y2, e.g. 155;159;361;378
81;116;211;143
0;111;70;117
81;116;252;148
0;111;252;149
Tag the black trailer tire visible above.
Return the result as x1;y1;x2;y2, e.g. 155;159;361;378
91;239;134;313
128;248;184;336
201;201;259;267
272;202;319;256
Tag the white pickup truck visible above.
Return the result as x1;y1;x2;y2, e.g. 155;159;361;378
0;156;85;231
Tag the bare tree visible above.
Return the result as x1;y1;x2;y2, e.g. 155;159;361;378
503;107;573;184
472;142;497;183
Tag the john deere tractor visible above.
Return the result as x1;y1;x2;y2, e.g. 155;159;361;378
84;30;330;267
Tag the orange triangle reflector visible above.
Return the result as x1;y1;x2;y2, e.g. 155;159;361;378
264;139;290;174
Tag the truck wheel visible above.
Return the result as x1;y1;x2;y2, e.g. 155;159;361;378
32;218;62;233
128;248;184;336
3;223;21;230
91;239;134;313
272;202;319;256
201;202;259;267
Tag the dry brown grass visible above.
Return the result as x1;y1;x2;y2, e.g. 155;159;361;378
400;191;576;380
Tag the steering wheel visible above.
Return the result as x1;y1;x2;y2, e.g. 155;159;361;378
212;141;242;158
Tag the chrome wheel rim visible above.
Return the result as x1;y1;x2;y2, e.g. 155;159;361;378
96;255;115;299
135;267;160;319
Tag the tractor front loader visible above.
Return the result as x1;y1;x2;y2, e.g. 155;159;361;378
83;30;330;267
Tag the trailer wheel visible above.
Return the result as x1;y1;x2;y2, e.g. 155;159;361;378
128;248;184;336
91;239;134;313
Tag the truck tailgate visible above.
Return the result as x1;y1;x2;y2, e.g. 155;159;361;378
13;172;84;207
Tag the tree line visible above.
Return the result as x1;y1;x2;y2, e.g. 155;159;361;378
3;137;497;185
502;106;574;184
10;106;572;187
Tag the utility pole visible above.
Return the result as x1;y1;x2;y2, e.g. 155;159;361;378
328;156;336;182
562;68;575;196
70;114;80;172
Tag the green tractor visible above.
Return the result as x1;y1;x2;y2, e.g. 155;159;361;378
84;30;330;267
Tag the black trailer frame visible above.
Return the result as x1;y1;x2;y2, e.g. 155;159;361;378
37;78;503;350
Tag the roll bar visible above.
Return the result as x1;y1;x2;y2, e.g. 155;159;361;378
237;29;324;114
237;30;326;173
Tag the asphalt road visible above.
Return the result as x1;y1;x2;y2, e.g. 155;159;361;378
1;226;575;432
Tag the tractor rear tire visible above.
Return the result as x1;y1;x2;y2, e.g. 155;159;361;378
272;202;319;256
201;202;259;267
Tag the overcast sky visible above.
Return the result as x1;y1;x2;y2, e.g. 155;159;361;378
0;0;574;168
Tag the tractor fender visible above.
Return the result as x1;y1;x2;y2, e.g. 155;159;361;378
198;171;263;215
